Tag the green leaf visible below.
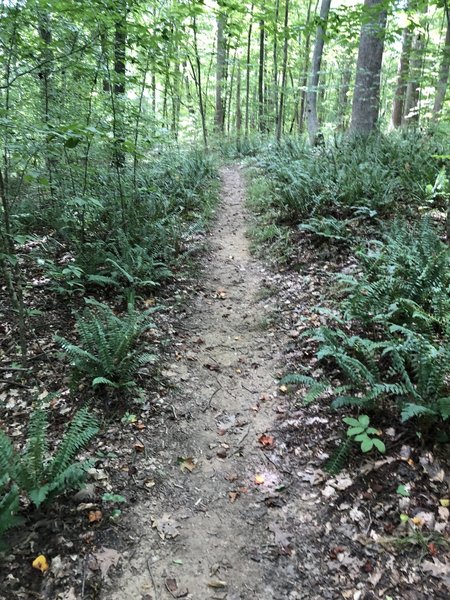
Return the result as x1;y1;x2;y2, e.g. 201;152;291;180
372;438;386;453
358;415;370;428
396;484;409;497
347;426;365;436
361;438;374;452
343;417;360;427
64;137;80;148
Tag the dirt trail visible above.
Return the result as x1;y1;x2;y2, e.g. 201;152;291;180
108;166;304;600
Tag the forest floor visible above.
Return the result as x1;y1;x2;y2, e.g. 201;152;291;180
100;166;450;600
2;165;450;600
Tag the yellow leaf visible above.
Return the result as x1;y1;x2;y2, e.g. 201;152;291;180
440;498;450;507
255;474;265;485
412;516;424;527
32;555;49;573
279;385;288;393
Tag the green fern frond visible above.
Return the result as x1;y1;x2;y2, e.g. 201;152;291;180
49;406;99;482
325;438;353;475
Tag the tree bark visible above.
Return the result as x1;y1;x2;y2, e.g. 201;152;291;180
215;6;226;132
245;5;253;138
433;3;450;119
350;0;387;135
258;15;265;132
306;0;332;145
112;1;126;168
276;0;290;142
392;25;412;127
404;2;428;125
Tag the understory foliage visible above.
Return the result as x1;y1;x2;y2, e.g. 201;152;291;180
0;405;98;536
17;150;218;296
255;132;450;437
56;297;157;390
248;132;445;250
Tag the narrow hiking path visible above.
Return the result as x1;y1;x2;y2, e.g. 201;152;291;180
107;165;316;600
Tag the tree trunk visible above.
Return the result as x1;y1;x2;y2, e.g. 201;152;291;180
335;58;353;129
404;3;428;125
258;15;265;132
190;16;208;148
276;0;290;142
273;0;280;131
392;25;412;127
113;1;126;168
350;0;387;135
433;4;450;119
306;0;332;145
236;60;242;151
215;7;226;132
245;5;254;138
297;0;317;132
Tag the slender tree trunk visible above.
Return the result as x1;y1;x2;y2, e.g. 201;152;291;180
113;1;126;168
335;57;353;129
276;0;289;142
258;15;265;132
404;3;428;125
273;0;280;131
350;0;387;134
392;25;413;127
306;0;332;145
245;5;253;138
433;3;450;119
38;11;56;195
236;60;242;151
215;6;226;132
226;50;237;134
297;0;317;132
190;16;208;148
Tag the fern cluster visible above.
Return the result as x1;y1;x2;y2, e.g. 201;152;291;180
341;218;450;332
0;405;98;537
285;216;450;430
57;297;157;389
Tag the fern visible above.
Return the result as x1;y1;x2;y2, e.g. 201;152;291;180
57;296;157;390
325;438;353;475
281;373;330;405
0;403;98;540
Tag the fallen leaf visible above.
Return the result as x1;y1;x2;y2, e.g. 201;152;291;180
440;498;450;507
279;385;288;393
255;474;265;485
228;491;239;503
32;555;49;573
165;577;189;598
207;580;227;589
93;548;121;582
88;510;103;523
152;514;180;539
259;393;271;402
134;442;145;452
258;433;275;448
178;457;196;472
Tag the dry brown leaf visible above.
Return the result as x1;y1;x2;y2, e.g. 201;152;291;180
88;510;102;523
93;547;121;581
258;433;275;448
228;491;239;503
178;457;196;472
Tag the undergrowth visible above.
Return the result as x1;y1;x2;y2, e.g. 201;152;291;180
250;131;450;450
